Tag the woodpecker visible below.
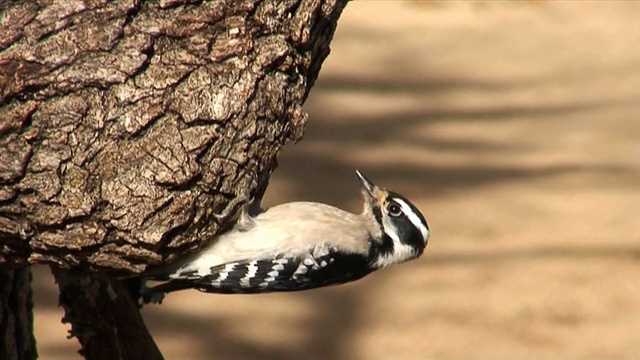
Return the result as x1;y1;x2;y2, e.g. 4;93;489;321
146;171;429;296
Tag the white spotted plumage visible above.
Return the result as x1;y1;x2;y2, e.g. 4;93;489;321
240;261;259;288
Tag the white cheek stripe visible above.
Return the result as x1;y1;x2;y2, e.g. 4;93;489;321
378;216;413;268
394;198;429;241
382;217;400;243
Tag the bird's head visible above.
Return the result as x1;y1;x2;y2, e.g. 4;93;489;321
356;170;430;268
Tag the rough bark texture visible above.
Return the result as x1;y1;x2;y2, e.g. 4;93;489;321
53;268;164;360
0;0;347;274
0;268;37;360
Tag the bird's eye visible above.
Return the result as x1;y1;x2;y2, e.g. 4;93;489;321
387;202;403;217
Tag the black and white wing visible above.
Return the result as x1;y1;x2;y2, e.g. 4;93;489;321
150;250;373;294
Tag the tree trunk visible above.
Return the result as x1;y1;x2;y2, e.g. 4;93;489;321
0;0;348;358
53;268;164;360
0;268;37;360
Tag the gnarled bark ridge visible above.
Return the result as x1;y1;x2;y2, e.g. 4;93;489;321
0;0;346;273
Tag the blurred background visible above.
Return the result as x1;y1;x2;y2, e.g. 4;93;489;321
32;1;640;359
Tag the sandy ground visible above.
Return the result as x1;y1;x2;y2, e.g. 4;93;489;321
32;2;640;359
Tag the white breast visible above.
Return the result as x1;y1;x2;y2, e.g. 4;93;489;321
175;202;371;277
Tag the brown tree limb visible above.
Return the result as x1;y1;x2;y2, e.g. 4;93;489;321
0;267;37;360
0;0;347;274
52;268;163;360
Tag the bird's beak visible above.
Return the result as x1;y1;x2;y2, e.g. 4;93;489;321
355;170;376;197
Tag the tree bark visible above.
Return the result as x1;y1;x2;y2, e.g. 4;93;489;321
0;0;346;272
0;0;348;358
53;268;164;360
0;268;37;360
